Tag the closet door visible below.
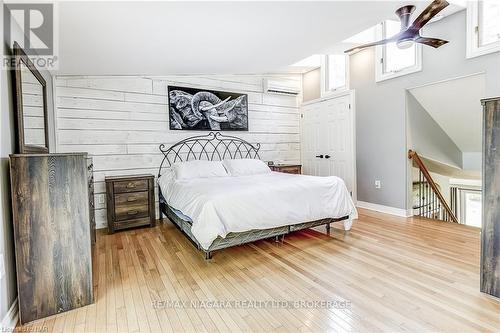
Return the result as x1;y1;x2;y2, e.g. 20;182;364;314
300;91;355;196
301;100;325;177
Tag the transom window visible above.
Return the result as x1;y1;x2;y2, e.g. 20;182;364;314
326;54;347;92
478;1;500;46
467;0;500;58
320;54;348;96
376;20;422;82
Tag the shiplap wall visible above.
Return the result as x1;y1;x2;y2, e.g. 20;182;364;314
54;75;302;229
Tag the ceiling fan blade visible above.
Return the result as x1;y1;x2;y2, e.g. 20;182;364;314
415;37;449;48
409;0;449;31
344;38;396;54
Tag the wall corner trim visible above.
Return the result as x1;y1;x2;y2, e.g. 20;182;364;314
357;201;411;218
1;298;19;331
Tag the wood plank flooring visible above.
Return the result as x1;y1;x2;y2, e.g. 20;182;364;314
16;208;500;332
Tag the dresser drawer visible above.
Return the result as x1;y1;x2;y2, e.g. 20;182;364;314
114;179;148;193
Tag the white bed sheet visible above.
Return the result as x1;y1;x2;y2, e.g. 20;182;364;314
159;172;357;250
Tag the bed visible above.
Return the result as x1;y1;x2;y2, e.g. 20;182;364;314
158;132;357;259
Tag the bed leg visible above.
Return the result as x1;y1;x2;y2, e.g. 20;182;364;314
343;218;353;231
275;236;280;243
326;223;331;233
204;251;212;260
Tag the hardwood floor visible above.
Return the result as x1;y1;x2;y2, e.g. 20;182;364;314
16;208;500;332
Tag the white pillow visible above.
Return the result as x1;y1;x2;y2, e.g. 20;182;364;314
173;160;228;180
222;159;271;176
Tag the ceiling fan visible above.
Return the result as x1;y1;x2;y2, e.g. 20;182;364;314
344;0;450;54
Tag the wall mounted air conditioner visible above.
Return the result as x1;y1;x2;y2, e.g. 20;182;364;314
263;78;301;96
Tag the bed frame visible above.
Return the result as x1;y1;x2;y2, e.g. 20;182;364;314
158;132;351;259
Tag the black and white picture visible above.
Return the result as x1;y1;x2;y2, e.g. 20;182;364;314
168;86;248;131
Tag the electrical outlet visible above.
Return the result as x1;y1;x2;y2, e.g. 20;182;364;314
375;180;381;189
0;253;5;280
98;195;105;204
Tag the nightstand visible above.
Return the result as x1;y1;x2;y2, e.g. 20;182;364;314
105;174;155;234
270;164;302;174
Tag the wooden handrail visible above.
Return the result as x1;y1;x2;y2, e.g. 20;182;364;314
409;150;459;223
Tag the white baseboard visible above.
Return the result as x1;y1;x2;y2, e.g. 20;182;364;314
1;298;19;331
357;201;411;217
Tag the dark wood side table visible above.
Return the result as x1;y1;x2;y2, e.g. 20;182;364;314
105;174;155;234
269;164;302;174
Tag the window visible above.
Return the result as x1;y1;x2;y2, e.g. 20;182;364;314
459;189;482;227
376;20;422;82
467;0;500;58
321;54;348;95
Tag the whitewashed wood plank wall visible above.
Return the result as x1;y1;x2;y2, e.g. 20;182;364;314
55;75;302;229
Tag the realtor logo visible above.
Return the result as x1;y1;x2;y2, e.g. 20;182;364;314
3;2;58;69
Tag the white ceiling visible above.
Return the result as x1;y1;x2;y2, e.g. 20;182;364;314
410;73;486;153
55;1;457;75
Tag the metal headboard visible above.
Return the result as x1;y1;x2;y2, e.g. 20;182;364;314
158;132;261;177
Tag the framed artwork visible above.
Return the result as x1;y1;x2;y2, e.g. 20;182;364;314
168;85;248;131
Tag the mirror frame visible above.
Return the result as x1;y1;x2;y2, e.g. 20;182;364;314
13;41;50;154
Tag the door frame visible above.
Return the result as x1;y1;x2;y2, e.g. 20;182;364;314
300;89;357;204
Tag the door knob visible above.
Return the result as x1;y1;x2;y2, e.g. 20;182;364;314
315;155;324;158
325;155;331;159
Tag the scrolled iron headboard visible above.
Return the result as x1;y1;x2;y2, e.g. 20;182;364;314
158;132;261;177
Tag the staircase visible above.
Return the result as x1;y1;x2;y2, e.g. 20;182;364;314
409;150;459;223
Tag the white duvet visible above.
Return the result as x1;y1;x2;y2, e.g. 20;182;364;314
159;172;358;250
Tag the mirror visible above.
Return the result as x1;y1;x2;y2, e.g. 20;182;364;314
14;42;49;153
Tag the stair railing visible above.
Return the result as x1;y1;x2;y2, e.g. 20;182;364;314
409;150;459;223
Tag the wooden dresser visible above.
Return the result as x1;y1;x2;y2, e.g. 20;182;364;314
270;164;302;174
481;97;500;299
87;157;96;244
10;153;94;324
105;174;155;233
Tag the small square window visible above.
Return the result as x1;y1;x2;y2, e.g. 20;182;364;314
467;0;500;58
321;54;348;96
375;20;422;82
383;20;417;73
327;54;347;91
478;0;500;47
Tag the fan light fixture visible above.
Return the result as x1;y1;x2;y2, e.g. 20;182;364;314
345;0;450;54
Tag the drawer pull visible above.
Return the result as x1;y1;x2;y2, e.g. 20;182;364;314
127;196;137;202
126;182;136;189
127;210;139;215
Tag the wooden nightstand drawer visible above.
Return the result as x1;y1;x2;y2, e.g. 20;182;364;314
114;179;148;193
115;191;149;221
105;174;155;234
115;204;149;221
115;191;149;206
270;164;302;174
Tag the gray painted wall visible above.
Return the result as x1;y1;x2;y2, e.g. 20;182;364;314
349;10;500;210
0;11;56;323
407;91;462;168
463;152;482;171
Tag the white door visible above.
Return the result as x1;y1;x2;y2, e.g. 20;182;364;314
300;92;356;198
